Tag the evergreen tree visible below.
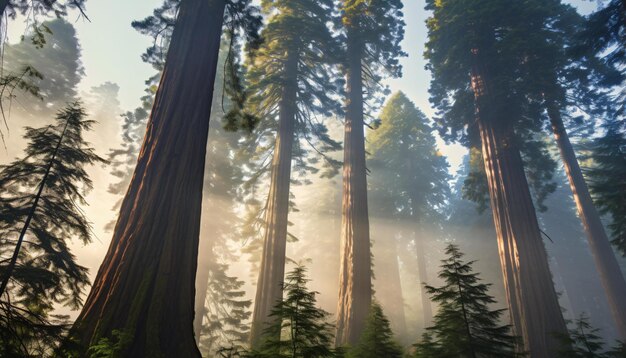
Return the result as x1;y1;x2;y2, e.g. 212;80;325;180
347;302;404;358
425;1;568;354
0;102;104;356
249;265;337;358
335;0;405;346
368;91;451;337
70;1;261;356
557;314;611;358
413;244;518;358
246;0;343;347
586;119;626;256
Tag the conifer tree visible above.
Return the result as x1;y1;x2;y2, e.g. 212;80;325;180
557;314;611;358
586;119;626;256
71;1;260;356
245;0;343;347
424;1;568;355
335;0;405;346
413;244;518;358
347;302;404;358
368;91;451;335
249;265;337;358
0;102;104;356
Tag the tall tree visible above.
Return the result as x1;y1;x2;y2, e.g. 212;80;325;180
520;0;626;339
245;0;342;347
0;103;104;356
248;265;337;358
413;244;519;358
425;1;568;355
368;91;451;336
70;1;259;356
335;0;405;346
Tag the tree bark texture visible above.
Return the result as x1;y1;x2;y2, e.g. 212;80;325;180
414;229;432;329
547;102;626;340
71;0;226;356
249;50;299;348
470;49;568;357
335;36;372;347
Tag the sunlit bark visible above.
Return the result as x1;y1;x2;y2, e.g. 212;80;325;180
249;50;299;348
547;101;626;340
471;49;567;357
71;0;226;356
335;34;372;347
414;230;432;328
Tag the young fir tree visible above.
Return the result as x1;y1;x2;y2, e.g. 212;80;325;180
0;102;104;356
249;265;337;358
367;92;451;337
557;314;612;358
425;1;568;355
413;244;518;358
335;0;405;347
70;1;260;356
347;302;404;358
245;0;343;347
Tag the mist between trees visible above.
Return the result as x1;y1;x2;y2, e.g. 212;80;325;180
0;0;626;357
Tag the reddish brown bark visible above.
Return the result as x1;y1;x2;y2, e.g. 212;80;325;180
335;35;372;347
71;0;226;356
547;102;626;340
471;49;568;357
249;50;299;348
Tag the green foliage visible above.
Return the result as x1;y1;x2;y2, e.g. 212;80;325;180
557;314;626;358
412;244;519;357
585;119;626;256
198;263;252;357
0;102;105;356
368;91;451;223
248;265;337;358
341;0;406;110
87;330;132;358
347;302;403;358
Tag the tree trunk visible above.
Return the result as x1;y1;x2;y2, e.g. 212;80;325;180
70;0;226;356
373;229;407;340
335;34;372;347
471;49;568;357
249;50;299;348
414;229;432;329
547;102;626;340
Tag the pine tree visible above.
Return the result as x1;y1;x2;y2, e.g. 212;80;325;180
586;119;626;256
335;0;405;346
0;102;104;356
425;1;568;355
347;302;404;358
249;265;337;358
413;244;518;358
245;0;343;347
70;1;260;356
368;91;451;337
557;314;611;358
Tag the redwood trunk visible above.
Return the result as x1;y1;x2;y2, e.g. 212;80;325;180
414;230;432;328
249;50;299;348
547;102;626;340
375;231;407;339
335;35;372;347
193;224;216;341
71;1;226;356
471;50;567;357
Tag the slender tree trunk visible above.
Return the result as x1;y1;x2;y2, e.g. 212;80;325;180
546;102;626;340
70;1;226;356
470;49;567;357
335;34;372;347
414;228;432;329
249;50;299;348
374;229;407;340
